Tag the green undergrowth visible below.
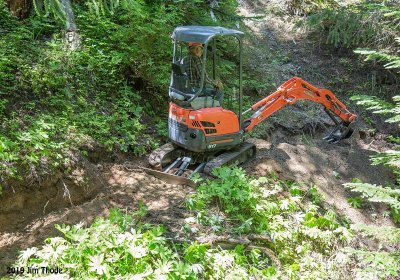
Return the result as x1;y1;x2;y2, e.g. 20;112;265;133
297;0;400;226
299;0;399;79
0;0;240;187
8;167;400;279
185;167;400;279
300;0;398;49
9;209;276;279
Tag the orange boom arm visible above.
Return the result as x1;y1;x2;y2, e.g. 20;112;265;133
243;77;357;132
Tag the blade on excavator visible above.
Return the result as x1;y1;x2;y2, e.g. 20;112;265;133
141;167;198;187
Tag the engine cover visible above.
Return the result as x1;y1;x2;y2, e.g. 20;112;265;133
168;102;243;152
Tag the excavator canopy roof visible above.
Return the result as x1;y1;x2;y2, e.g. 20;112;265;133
171;26;244;44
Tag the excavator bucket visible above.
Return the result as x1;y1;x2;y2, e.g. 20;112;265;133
323;122;354;144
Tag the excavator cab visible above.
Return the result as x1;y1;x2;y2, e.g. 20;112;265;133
168;26;246;153
169;26;243;112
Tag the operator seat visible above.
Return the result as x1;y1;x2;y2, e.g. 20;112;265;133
169;61;221;109
169;61;189;103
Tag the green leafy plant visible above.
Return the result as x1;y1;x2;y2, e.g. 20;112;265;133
13;208;277;279
344;248;400;280
355;40;400;73
307;184;324;205
300;0;399;76
286;0;339;16
187;167;360;279
351;224;400;246
33;0;67;24
347;197;363;208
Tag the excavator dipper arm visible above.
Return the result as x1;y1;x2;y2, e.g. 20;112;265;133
243;77;357;142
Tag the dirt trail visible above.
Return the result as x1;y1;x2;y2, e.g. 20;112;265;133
0;0;398;274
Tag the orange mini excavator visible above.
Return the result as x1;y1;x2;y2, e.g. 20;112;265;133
144;26;357;186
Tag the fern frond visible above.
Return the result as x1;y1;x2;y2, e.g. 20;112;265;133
370;150;400;169
344;248;400;279
350;95;394;114
351;224;400;245
343;182;400;208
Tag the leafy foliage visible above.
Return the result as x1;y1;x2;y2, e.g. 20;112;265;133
8;168;400;279
347;197;363;209
301;6;379;48
350;94;400;180
186;167;362;279
286;0;339;16
300;0;399;75
344;248;400;280
351;223;400;246
349;91;400;224
13;208;276;279
33;0;67;24
355;38;400;73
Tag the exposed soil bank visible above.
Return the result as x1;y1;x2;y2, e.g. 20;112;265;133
0;158;194;275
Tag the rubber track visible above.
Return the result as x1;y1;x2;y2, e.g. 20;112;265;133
204;142;256;175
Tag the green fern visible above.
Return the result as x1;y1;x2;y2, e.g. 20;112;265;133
287;0;339;16
355;37;400;73
351;224;400;246
303;6;380;48
302;1;399;50
87;0;144;16
344;182;400;206
344;248;400;279
350;94;400;179
344;182;400;222
33;0;67;23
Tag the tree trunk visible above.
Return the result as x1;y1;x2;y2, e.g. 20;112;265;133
60;0;80;50
6;0;32;19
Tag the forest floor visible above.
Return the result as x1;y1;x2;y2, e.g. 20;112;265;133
0;0;397;274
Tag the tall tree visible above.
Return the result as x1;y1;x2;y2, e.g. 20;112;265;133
6;0;31;19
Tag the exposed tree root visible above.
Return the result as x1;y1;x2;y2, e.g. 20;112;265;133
167;234;281;268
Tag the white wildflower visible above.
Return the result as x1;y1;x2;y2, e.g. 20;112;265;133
128;245;148;259
131;269;153;280
213;253;234;269
18;247;37;265
88;254;107;275
303;227;321;239
184;217;197;224
280;199;290;210
191;263;204;274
